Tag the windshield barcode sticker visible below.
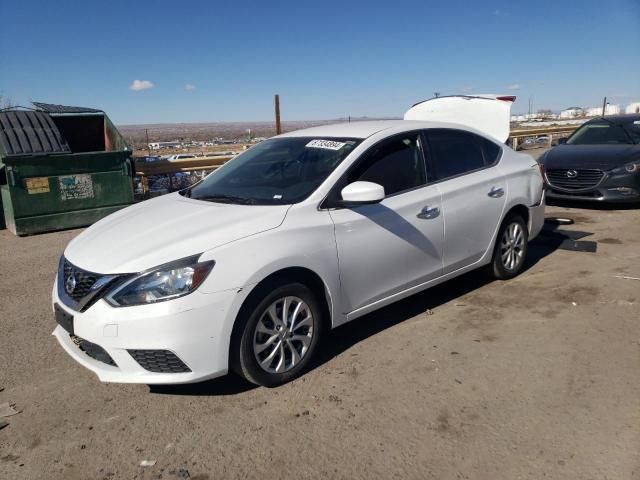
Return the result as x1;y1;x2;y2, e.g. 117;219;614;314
306;139;346;150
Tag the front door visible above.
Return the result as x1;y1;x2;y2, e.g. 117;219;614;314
329;132;444;314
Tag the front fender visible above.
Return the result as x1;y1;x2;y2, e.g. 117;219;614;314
197;207;343;327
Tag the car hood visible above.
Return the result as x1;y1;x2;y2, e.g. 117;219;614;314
64;193;290;274
541;144;640;170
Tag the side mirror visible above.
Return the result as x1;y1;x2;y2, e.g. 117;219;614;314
557;138;567;145
340;181;385;206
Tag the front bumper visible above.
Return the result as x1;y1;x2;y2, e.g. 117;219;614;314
52;282;247;384
545;171;640;203
528;190;546;240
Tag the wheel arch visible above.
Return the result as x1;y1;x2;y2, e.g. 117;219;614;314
505;203;530;228
229;266;334;366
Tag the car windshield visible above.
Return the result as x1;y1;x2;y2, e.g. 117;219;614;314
182;137;361;205
567;118;640;145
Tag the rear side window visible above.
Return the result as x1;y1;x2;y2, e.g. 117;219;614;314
347;133;426;196
426;130;500;181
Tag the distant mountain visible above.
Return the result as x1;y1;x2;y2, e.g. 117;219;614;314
118;118;399;148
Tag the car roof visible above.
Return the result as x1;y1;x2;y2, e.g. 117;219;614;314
277;119;479;139
588;113;640;123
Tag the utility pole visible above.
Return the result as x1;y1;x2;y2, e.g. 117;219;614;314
274;94;282;135
601;96;607;116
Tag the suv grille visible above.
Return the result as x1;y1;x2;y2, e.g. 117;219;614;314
63;259;99;301
128;350;192;373
546;169;604;191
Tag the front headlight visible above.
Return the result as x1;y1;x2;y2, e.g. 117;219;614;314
611;161;640;174
105;255;215;307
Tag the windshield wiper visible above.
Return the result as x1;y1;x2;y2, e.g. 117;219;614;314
193;194;256;205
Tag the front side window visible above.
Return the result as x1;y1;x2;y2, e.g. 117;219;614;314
346;133;426;196
567;119;639;145
426;130;498;181
184;137;361;205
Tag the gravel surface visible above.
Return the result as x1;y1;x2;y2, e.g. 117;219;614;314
1;200;639;479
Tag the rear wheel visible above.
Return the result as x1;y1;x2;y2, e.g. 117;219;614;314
488;214;528;280
232;283;323;387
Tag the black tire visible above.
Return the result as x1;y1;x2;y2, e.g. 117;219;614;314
488;214;529;280
231;282;324;387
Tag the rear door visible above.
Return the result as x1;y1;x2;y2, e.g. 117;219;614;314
423;129;506;273
328;132;444;314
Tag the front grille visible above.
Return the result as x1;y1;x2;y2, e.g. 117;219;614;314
128;350;192;373
546;169;604;191
71;335;117;367
63;259;99;301
59;257;122;312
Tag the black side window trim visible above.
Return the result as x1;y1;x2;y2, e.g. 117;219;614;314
422;128;503;185
321;130;429;209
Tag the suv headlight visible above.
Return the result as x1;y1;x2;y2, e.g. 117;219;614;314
611;161;640;174
105;255;215;307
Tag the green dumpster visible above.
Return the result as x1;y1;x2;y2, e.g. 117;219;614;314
0;103;134;235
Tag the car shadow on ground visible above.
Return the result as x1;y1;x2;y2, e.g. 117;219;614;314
149;222;566;397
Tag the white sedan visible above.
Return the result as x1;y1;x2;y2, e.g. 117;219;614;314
52;96;545;386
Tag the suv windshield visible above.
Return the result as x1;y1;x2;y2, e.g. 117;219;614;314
567;118;640;145
183;137;361;205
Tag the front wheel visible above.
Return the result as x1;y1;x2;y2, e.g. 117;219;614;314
232;283;323;387
488;214;529;280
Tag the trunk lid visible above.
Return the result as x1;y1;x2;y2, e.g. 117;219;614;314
404;94;515;142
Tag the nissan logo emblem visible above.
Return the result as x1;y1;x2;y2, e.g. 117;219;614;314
566;170;578;178
65;273;77;294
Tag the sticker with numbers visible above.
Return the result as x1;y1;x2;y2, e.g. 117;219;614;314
306;139;346;150
59;174;94;200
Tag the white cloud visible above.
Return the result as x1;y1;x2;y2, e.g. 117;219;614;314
185;84;196;91
461;86;474;93
129;80;154;91
507;83;522;90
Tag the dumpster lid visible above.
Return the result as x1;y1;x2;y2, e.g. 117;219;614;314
32;102;103;115
0;109;72;157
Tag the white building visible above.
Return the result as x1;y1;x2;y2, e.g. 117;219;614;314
148;141;182;150
560;107;584;118
626;102;640;114
585;104;620;117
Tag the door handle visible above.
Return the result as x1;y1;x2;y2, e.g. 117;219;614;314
488;186;504;198
417;206;440;219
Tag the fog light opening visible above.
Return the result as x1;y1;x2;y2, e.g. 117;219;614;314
607;187;637;195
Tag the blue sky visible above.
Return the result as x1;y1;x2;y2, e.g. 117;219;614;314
1;0;639;124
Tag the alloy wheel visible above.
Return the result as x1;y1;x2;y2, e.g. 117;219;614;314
500;222;525;271
253;296;314;374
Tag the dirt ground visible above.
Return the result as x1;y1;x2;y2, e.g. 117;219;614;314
1;196;639;479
